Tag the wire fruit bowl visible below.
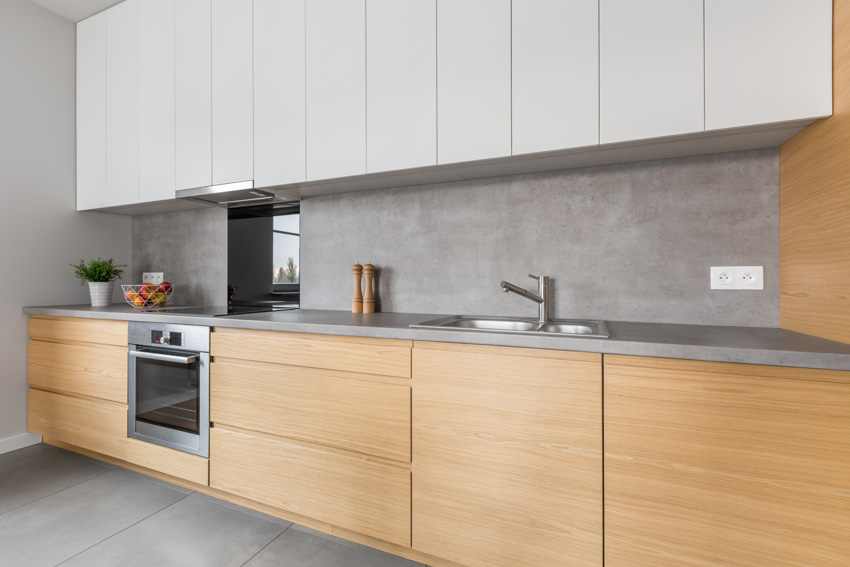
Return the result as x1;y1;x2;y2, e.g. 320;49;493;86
122;284;173;308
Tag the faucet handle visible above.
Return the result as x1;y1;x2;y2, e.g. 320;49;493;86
528;274;540;281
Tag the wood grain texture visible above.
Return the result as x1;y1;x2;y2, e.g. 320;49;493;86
210;427;411;546
211;360;411;461
605;356;850;567
28;339;127;403
28;388;127;460
123;437;209;486
605;354;850;385
412;347;603;567
780;1;850;344
29;316;128;347
211;328;412;378
413;340;601;362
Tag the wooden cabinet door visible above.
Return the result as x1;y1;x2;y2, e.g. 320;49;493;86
211;427;411;546
412;343;603;567
512;0;599;155
705;0;832;131
437;0;511;164
211;0;253;185
76;12;107;211
105;0;140;206
605;356;850;567
366;0;436;173
28;340;127;404
600;0;704;143
176;0;212;190
254;0;306;187
305;0;366;181
139;0;176;203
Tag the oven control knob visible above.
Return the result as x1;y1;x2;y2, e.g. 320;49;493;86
158;336;170;345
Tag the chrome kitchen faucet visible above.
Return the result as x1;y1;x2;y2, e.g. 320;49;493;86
500;274;550;324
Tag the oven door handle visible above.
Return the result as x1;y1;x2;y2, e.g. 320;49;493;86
130;350;198;365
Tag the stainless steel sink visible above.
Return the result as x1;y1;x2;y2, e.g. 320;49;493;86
411;316;609;338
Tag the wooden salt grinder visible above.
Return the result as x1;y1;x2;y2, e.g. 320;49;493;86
363;264;375;314
352;264;363;313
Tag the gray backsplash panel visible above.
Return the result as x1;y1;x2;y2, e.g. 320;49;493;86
132;207;228;306
301;149;780;327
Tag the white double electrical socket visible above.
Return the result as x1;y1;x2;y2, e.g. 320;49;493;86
710;266;764;290
142;272;164;286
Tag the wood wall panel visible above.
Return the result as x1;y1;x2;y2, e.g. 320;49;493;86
605;356;850;567
780;1;850;343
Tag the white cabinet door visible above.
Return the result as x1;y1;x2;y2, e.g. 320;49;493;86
437;0;511;164
366;0;436;173
77;13;107;211
254;0;306;187
705;0;832;131
176;0;212;190
139;0;176;203
600;0;704;144
513;0;599;155
306;0;366;181
212;0;253;185
105;0;139;206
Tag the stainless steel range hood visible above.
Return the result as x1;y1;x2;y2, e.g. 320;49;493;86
177;181;297;208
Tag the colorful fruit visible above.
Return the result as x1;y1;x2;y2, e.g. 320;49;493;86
138;283;155;300
150;292;168;306
157;281;172;294
133;295;146;307
125;289;139;302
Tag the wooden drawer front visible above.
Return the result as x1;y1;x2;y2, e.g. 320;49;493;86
211;361;411;462
124;438;209;486
211;328;412;378
604;357;850;567
210;427;411;546
28;340;127;403
412;346;603;567
29;316;128;347
28;388;126;461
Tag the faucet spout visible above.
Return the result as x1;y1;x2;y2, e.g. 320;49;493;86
500;281;543;303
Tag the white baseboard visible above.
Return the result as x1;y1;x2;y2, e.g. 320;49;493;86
0;432;43;455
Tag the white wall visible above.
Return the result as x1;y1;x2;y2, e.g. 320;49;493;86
0;0;132;452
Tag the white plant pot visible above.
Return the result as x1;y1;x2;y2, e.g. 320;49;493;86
88;281;115;307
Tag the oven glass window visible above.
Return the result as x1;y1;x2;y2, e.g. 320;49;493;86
135;352;201;435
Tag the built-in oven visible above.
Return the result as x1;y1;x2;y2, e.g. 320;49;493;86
128;322;210;458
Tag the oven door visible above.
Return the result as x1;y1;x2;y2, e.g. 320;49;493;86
128;345;210;457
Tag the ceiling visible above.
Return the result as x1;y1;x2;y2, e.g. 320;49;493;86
28;0;124;23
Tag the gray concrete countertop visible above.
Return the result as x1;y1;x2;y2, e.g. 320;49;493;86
22;305;850;371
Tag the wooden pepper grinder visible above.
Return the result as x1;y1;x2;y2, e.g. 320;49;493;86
363;264;375;314
352;264;363;313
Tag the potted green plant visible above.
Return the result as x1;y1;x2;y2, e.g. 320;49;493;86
70;258;126;307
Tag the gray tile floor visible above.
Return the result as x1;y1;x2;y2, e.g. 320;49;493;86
0;444;428;567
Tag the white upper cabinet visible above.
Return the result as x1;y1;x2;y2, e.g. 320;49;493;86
175;0;212;190
705;0;833;131
437;0;511;165
512;0;599;155
139;0;176;202
600;0;704;144
254;0;306;187
105;0;139;206
212;0;253;185
306;0;366;181
366;0;436;173
77;13;107;211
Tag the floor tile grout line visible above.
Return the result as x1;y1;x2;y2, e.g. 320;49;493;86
238;524;292;567
53;492;193;567
0;467;114;519
189;492;289;527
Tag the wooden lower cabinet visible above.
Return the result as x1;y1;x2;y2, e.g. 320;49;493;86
28;339;127;403
604;355;850;567
411;342;603;567
210;427;411;546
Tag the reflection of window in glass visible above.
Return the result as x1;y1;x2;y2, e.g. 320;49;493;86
273;214;300;285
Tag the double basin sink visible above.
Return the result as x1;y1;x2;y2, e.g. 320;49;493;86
411;315;609;338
